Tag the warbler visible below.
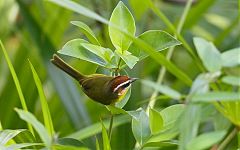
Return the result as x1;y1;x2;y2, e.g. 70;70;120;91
51;54;137;105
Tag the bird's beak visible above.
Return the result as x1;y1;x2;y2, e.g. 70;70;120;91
130;78;138;83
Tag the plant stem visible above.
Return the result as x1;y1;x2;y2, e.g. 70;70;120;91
147;0;194;112
218;127;238;150
108;113;114;141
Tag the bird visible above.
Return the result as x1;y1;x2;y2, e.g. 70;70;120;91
50;54;137;105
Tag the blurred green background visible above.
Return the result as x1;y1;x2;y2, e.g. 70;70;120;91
0;0;239;149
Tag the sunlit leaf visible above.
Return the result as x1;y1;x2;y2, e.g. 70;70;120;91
71;21;100;45
29;61;55;137
109;1;135;51
0;129;25;145
129;30;181;60
149;108;163;134
115;50;139;69
222;75;240;86
221;47;240;67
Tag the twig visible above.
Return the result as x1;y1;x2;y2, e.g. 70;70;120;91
218;127;238;150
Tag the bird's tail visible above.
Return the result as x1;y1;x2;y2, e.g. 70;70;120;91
51;54;85;81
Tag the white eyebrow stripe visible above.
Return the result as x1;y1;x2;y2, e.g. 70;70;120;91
113;80;131;92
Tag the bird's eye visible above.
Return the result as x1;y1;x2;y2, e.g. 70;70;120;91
122;82;130;88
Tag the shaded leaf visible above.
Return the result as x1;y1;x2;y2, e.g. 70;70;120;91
192;92;240;102
193;37;222;72
57;138;84;147
115;87;131;108
129;30;181;60
101;121;110;150
15;109;51;147
51;145;89;150
132;109;151;145
186;131;226;150
71;21;100;45
109;1;135;50
141;80;181;99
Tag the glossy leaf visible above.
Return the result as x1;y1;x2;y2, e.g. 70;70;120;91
101;121;110;150
15;109;51;147
71;21;100;45
192;92;240;102
5;143;43;150
81;43;117;68
149;108;163;134
186;131;226;150
58;39;107;67
115;50;139;69
0;129;25;145
0;41;33;134
109;1;135;51
129;30;181;60
222;75;240;86
29;61;55;137
141;80;181;99
132;109;151;145
221;47;240;67
193;37;222;72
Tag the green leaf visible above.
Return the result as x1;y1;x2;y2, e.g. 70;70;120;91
57;138;84;147
186;131;226;150
115;50;139;69
29;61;55;137
51;145;89;150
0;129;25;145
132;109;151;145
193;37;222;72
141;80;181;99
115;87;131;108
96;137;100;150
192;92;240;102
15;108;51;147
81;43;117;68
0;40;33;134
146;105;185;143
129;30;181;60
67;115;130;140
5;143;43;150
129;0;149;20
179;105;201;150
149;108;164;134
49;0;108;24
222;75;240;86
143;141;178;148
109;1;136;50
221;47;240;67
106;105;127;115
101;121;111;150
71;21;100;45
58;39;109;68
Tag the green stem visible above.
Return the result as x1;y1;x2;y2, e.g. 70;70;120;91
108;113;114;141
148;0;204;71
218;128;238;150
147;0;194;112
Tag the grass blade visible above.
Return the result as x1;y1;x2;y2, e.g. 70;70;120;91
0;40;34;135
28;61;55;137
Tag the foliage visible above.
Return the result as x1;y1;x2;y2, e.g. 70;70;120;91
0;0;239;150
